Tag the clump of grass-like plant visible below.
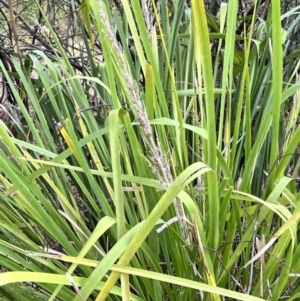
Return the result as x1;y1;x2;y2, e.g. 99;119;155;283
0;0;300;300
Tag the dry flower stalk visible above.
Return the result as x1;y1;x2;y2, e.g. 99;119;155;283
98;5;189;240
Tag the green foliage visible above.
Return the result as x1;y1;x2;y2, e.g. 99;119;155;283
0;0;300;300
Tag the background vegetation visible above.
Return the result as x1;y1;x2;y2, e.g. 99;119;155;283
0;0;300;300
